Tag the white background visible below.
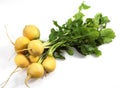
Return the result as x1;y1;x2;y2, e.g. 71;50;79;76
0;0;120;88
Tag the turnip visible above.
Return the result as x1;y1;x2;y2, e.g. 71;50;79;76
15;36;30;54
28;40;44;56
14;54;30;68
42;56;56;72
23;25;40;40
5;26;30;54
41;42;65;73
1;54;30;88
1;2;116;88
25;63;44;88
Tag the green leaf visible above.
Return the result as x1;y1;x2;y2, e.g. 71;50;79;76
100;28;116;43
53;51;65;59
94;13;102;25
65;46;74;55
73;2;90;20
73;12;84;20
80;44;101;56
79;2;90;11
101;16;110;24
81;28;99;41
93;13;110;29
49;28;58;41
67;18;72;25
53;20;62;29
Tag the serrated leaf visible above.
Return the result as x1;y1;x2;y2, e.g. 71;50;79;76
94;13;102;25
100;28;116;43
79;2;90;11
101;16;110;24
53;20;62;29
49;28;58;41
81;28;99;41
73;12;84;20
80;44;101;56
65;46;74;55
53;51;65;59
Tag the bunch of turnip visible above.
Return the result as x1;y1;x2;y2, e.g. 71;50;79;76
1;25;56;88
0;2;116;88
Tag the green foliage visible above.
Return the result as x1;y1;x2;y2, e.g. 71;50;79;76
48;2;115;59
100;28;116;43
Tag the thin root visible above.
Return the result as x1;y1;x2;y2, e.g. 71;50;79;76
0;67;21;87
4;25;15;45
0;81;7;86
8;52;16;61
44;70;47;77
16;48;31;53
15;69;22;72
25;74;31;88
1;67;18;88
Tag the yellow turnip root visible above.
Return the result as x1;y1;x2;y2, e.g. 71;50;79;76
25;63;44;88
23;25;40;40
15;36;30;54
14;54;30;68
42;56;56;73
28;40;44;56
1;54;30;88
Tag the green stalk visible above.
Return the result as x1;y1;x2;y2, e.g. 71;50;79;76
37;52;47;64
37;41;65;64
48;41;66;56
43;37;59;47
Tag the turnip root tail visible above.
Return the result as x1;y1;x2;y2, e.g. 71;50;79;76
8;52;16;61
25;74;31;88
1;66;18;88
16;48;31;53
4;25;15;45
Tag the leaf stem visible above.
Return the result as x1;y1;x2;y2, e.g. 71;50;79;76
48;41;66;56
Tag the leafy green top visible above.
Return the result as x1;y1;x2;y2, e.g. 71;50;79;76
48;2;115;59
